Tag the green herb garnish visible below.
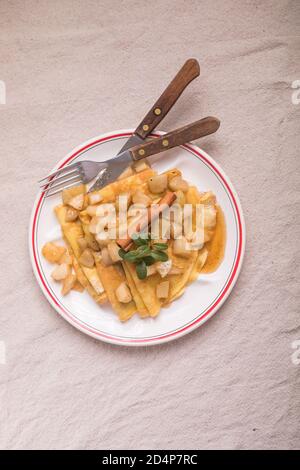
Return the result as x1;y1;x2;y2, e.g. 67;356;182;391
118;236;169;279
149;250;168;262
152;243;168;251
136;260;147;280
132;233;148;246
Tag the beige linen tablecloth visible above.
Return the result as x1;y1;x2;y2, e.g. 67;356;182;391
0;0;299;450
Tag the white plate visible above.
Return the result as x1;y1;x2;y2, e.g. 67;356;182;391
29;130;245;346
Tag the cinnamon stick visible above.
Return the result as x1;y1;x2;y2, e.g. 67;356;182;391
117;191;177;251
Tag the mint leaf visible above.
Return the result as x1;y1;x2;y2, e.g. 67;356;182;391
135;246;152;258
123;251;139;262
151;250;168;262
118;248;127;259
136;260;147;280
143;256;156;266
152;243;168;251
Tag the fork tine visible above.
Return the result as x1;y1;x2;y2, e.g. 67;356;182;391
43;179;82;198
42;175;82;196
43;178;82;198
38;162;79;183
39;169;79;189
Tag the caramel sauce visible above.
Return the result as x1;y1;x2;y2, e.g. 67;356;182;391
202;205;226;273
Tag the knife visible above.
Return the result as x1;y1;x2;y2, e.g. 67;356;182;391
91;117;220;189
88;58;200;192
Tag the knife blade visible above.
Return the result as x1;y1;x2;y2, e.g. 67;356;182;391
93;149;135;190
88;134;143;192
88;58;200;192
115;133;144;156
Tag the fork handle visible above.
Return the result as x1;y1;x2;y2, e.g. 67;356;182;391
134;59;200;139
130;117;220;161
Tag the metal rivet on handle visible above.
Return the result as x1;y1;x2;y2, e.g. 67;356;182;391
138;149;145;156
162;139;169;147
154;107;161;116
143;124;149;131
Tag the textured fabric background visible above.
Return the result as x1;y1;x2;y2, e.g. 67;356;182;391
0;0;299;450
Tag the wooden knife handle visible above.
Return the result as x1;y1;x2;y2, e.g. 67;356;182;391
130;116;220;161
134;59;200;139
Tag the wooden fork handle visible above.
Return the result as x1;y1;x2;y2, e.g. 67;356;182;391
134;59;200;139
130;116;220;161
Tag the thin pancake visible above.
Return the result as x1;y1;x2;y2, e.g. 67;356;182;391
97;168;156;202
70;248;106;303
54;205;107;303
166;247;198;304
122;262;149;318
124;261;162;317
96;262;136;322
188;248;208;284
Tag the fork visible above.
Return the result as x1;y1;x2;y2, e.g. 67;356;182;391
39;160;105;197
39;116;220;197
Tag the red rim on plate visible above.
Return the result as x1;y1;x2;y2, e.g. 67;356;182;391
29;131;245;346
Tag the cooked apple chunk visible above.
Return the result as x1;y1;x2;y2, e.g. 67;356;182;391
133;160;150;173
51;263;70;281
117;166;134;180
169;176;189;192
116;282;132;303
42;242;66;263
62;184;85;205
199;191;216;205
65;207;78;222
86;236;100;252
173;237;191;258
58;251;72;265
156;281;169;299
147;174;168;194
89;216;100;234
174;190;185;207
61;273;77;296
79;248;95;268
88;192;103;205
68;194;84;211
156;260;172;278
77;237;88;252
188;231;204;250
86;205;100;217
204;205;217;230
147;264;157;277
95;233;110;248
101;247;113;266
107;242;122;263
